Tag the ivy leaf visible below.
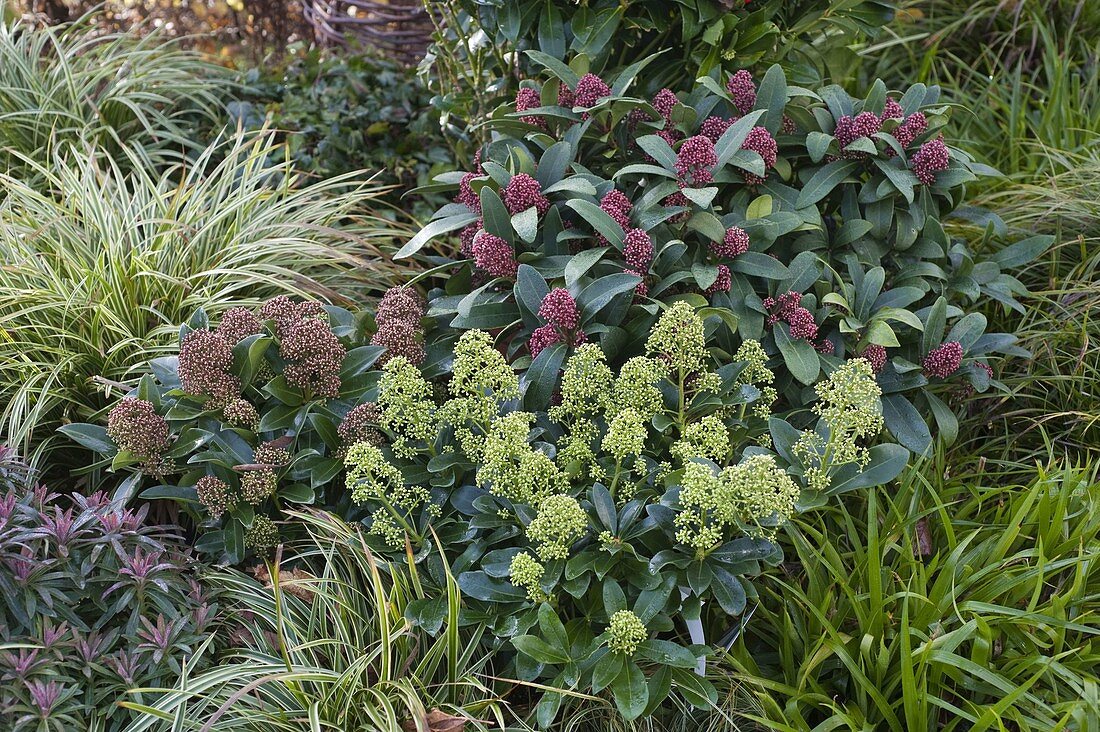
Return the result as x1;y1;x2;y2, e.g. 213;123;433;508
537;141;573;187
523;343;568;410
565;199;625;248
806;131;833;163
592;652;624;693
513;635;571;664
58;424;116;455
715;110;766;166
524;50;580;87
512;206;540;244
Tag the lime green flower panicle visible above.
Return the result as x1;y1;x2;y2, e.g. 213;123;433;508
377;356;437;458
671;413;730;463
477;412;568;504
675;455;799;551
721;454;799;533
509;551;549;603
607;610;647;655
345;441;431;547
735;339;777;419
526;494;588;560
646;301;707;375
449;329;519;400
794;358;884;491
551;344;615;476
440;330;519;459
610;356;668;421
601;407;648;464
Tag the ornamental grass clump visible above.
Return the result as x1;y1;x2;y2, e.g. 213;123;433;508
400;61;1050;455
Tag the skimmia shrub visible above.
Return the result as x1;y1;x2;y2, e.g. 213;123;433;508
70;302;908;724
0;468;217;731
401;60;1051;454
425;0;896;154
62;296;393;564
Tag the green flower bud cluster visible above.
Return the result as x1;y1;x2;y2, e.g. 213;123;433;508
675;455;799;550
723;454;800;532
377;356;437;458
610;356;668;421
240;468;277;505
526;494;588;560
735;339;777;419
509;551;549;603
477;412;568;504
550;344;614;476
646;302;707;375
245;514;278;553
794;358;884;491
601;408;648;464
345;441;430;547
607;610;647;655
671;414;730;463
439;330;520;459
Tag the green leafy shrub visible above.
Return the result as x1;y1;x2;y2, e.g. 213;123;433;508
62;295;389;564
230;49;453;218
401;60;1050;454
0;132;410;459
0;469;219;731
70;301;909;723
0;3;230;177
424;0;897;153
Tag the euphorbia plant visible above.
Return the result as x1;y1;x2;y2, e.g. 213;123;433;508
401;60;1050;453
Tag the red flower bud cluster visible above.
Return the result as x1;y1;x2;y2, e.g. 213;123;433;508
179;328;239;399
711;226;750;259
727;70;756;114
372;287;426;367
529;289;586;358
471;230;518;278
515;86;547;128
217;307;262;345
652;88;679;122
911;138;950;185
741;126;777;185
574;73;611;109
923;341;963;378
280;316;346;398
456;172;482;213
705;264;732;295
700;115;734;142
107;397;170;461
860;344;887;372
503;173;550;216
675;135;718;187
764;291;826;345
623;228;654;271
598;189;633;246
835;112;882;156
